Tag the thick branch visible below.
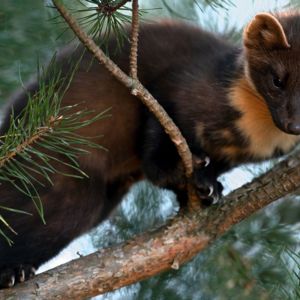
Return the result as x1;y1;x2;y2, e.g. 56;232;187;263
1;151;300;299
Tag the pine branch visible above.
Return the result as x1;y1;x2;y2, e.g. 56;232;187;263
0;116;62;169
68;0;134;53
0;59;109;243
52;0;199;210
129;0;139;79
96;0;131;14
1;150;299;299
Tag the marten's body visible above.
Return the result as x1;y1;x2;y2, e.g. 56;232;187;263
1;13;300;287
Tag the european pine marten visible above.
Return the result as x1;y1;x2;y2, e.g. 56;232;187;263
0;12;300;288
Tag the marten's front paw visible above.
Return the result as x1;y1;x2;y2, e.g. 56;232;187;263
191;154;223;205
194;178;223;206
0;264;36;288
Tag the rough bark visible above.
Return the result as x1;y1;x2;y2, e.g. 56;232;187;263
1;151;300;299
129;0;139;80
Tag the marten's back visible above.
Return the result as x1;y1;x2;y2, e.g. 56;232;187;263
2;21;234;183
0;23;235;288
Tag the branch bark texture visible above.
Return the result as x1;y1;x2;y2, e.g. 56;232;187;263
129;0;139;79
1;151;300;299
53;0;194;180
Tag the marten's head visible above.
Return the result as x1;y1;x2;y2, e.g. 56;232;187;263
244;12;300;135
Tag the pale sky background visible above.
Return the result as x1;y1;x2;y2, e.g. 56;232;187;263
213;0;289;27
40;1;295;299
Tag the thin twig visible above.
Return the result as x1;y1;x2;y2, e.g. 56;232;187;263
129;0;139;79
53;1;194;181
0;115;62;168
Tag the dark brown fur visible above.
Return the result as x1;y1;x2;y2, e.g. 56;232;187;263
1;13;300;288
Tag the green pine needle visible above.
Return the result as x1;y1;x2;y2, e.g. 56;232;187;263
75;0;132;53
0;57;110;242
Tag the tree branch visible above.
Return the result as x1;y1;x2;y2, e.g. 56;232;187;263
53;0;204;210
52;0;195;187
1;151;300;299
96;0;131;16
0;115;62;168
129;0;139;79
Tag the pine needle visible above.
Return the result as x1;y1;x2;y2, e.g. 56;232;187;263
0;57;110;242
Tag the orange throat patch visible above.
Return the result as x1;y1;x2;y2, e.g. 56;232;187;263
229;77;300;160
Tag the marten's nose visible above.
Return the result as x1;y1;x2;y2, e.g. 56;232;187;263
287;122;300;135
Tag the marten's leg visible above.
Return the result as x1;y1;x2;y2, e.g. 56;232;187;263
141;117;222;207
0;174;108;288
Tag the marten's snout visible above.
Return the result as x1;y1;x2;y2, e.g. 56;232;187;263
286;121;300;135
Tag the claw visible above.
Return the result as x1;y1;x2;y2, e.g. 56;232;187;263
208;185;214;197
204;156;210;167
212;195;220;204
8;275;15;288
19;269;25;282
29;267;36;278
194;156;210;168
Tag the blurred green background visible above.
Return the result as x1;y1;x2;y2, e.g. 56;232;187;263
2;1;300;300
0;0;68;101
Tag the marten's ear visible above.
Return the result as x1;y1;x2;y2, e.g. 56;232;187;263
244;13;290;50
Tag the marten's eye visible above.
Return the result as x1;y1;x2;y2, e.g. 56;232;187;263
271;71;289;90
272;75;284;89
